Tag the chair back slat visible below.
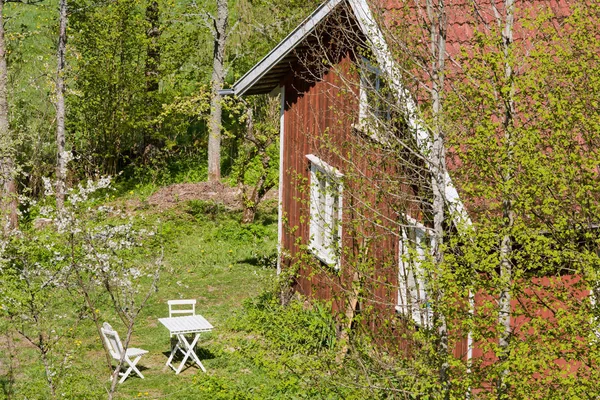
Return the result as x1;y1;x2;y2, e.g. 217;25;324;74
101;322;123;360
168;299;196;317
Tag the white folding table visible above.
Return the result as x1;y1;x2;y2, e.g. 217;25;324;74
158;314;214;374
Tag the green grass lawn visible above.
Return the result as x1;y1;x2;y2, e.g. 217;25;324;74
2;198;280;399
0;191;415;400
115;202;279;399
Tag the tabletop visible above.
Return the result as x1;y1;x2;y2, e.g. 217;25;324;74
158;315;214;335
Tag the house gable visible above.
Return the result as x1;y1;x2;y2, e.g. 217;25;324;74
222;0;470;227
222;0;346;96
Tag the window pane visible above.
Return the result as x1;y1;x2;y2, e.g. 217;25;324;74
331;190;340;254
399;223;431;326
361;58;390;123
307;157;343;267
318;175;326;246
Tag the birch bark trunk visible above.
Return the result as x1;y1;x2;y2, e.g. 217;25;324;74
55;0;68;210
496;0;515;397
426;0;449;396
0;0;18;231
208;0;229;182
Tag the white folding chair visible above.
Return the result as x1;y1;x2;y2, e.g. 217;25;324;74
100;322;148;384
168;299;196;317
167;299;197;350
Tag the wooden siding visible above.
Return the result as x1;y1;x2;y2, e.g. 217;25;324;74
270;0;594;387
277;46;472;358
281;52;363;307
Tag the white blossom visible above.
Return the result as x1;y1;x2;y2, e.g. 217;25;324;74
42;177;54;196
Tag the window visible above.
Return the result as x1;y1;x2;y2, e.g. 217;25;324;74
307;154;343;267
396;216;434;327
359;57;392;125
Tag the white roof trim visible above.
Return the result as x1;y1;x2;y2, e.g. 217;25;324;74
348;0;471;227
306;154;344;179
226;0;344;96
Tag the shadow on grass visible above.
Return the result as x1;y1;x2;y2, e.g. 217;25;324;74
119;364;151;373
161;347;216;362
238;254;277;269
108;364;150;383
1;376;14;399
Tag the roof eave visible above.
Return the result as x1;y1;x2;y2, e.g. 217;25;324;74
221;0;344;97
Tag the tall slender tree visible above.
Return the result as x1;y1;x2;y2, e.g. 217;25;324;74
207;0;229;182
143;0;160;155
55;0;68;210
491;0;515;396
424;0;450;396
0;0;18;230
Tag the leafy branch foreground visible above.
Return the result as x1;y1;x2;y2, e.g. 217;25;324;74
202;291;436;400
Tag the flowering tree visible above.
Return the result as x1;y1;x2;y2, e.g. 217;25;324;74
0;173;162;398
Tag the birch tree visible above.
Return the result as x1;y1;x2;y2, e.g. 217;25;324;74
492;0;515;395
143;0;160;155
374;0;456;393
423;0;450;395
55;0;68;210
207;0;229;182
442;0;600;396
0;0;18;231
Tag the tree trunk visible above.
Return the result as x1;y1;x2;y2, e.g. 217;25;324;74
145;0;160;95
73;257;113;373
208;0;229;182
143;0;160;156
0;0;17;231
2;329;16;398
241;152;272;224
107;317;136;399
426;0;449;396
497;0;515;397
55;0;68;211
336;270;360;363
39;347;57;399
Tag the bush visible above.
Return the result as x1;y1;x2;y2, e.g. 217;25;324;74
233;291;338;353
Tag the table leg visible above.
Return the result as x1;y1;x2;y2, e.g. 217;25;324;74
175;333;206;374
185;334;206;372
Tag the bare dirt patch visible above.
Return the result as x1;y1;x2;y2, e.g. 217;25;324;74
145;181;278;212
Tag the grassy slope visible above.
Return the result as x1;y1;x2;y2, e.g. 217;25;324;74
3;196;279;399
116;201;279;399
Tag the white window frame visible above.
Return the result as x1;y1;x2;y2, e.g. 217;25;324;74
590;287;600;341
396;215;434;327
306;154;343;268
359;56;392;127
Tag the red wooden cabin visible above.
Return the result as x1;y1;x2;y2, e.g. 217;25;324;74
222;0;597;394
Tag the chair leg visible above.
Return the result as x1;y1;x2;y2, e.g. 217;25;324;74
119;363;131;384
128;356;145;379
118;356;144;383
